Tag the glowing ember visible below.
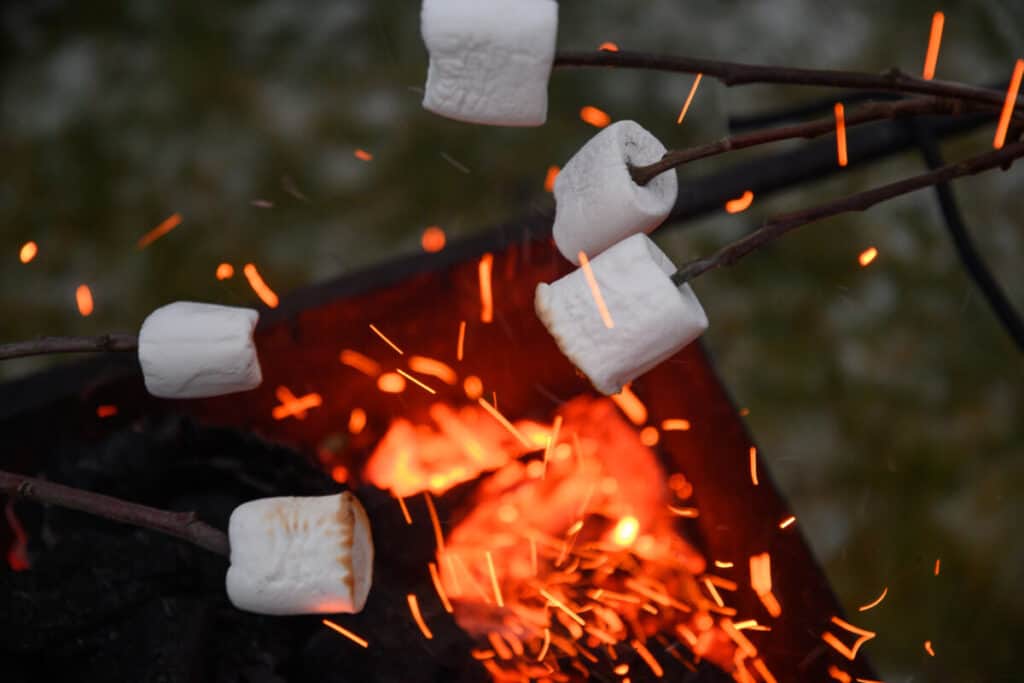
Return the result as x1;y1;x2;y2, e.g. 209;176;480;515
822;615;876;661
858;247;878;267
922;11;945;80
377;372;407;394
749;447;759;486
457;320;467;361
598;41;619;52
137;212;183;249
934;558;941;576
407;593;434;639
677;74;703;124
429;561;454;613
834;103;849;167
639;425;660;446
580;106;611;128
348;407;367;435
543;165;560;192
661;418;691;431
322;618;369;648
478;253;494;323
778;515;796;529
613;515;640;547
5;500;30;571
75;284;94;317
408;356;457;385
924;639;935;656
421;226;446;253
272;386;322;420
611;384;647;425
715;560;734;569
369;323;404;355
242;263;279;308
993;59;1023;150
19;241;38;264
354;148;373;161
340;349;381;377
331;465;349;483
215;263;234;280
749;553;782;618
828;665;853;683
397;368;437;395
96;405;118;418
725;191;754;214
857;586;888;612
463;375;483;400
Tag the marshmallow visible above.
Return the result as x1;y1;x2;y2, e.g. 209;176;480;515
225;492;374;616
553;121;678;264
420;0;558;126
535;234;707;395
138;301;262;399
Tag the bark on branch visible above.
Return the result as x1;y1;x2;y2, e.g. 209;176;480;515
0;469;230;558
0;334;138;361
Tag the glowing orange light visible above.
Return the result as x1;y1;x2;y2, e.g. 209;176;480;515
477;397;532;448
322;618;369;648
348;407;367;435
544;165;560;192
855;679;885;683
272;386;323;420
580;106;611;128
397;368;437;395
421;226;446;253
752;659;778;683
714;560;734;569
215;263;234;280
858;247;879;267
749;446;759;486
922;12;945;80
779;515;796;529
4;501;30;571
668;505;699;518
822;616;877;660
639;426;660;446
137;212;183;249
924;640;936;657
750;552;783;618
485;550;504;607
629;640;663;677
331;465;349;483
661;418;691;431
456;320;466;361
578;251;615;328
539;588;585;626
720;619;757;658
835;102;849;167
703;578;725;608
354;148;373;161
463;374;483;400
428;562;454;613
76;285;94;317
396;495;412;525
611;384;647;425
407;594;434;639
536;627;551;662
994;59;1023;149
934;558;941;576
96;405;118;418
676;73;703;124
478;253;494;323
369;323;404;355
613;663;629;675
828;665;853;683
408;356;457;385
377;372;407;394
858;586;888;612
725;190;755;214
19;241;38;264
340;349;381;377
242;263;279;308
424;491;445;552
612;515;640;547
598;41;619;52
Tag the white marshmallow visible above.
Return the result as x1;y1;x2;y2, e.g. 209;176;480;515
420;0;558;126
553;121;678;264
225;492;374;616
138;301;262;399
535;234;708;395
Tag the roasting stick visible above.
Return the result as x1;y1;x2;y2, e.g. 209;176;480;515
0;333;138;361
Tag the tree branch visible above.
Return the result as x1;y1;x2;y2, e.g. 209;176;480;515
630;96;982;185
554;50;1019;110
0;469;230;558
0;334;138;361
672;140;1024;284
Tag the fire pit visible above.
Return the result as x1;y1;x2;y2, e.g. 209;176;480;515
0;233;877;682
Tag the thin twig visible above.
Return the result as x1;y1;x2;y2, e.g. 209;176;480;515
0;334;138;361
0;469;230;558
672;141;1024;284
554;50;1020;110
912;125;1024;350
630;96;979;185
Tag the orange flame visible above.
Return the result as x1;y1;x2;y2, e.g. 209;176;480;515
994;58;1023;150
19;241;38;264
242;263;279;308
137;212;183;249
677;74;703;124
75;285;94;317
834;103;849;167
422;226;446;253
580;106;611;128
922;12;945;80
725;190;754;214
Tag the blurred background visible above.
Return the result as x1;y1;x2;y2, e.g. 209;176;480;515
2;0;1022;679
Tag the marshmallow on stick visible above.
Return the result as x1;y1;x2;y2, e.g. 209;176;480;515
536;234;708;395
138;301;262;399
226;492;374;616
420;0;558;126
553;121;678;264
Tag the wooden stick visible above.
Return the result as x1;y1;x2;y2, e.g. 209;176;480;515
0;334;138;361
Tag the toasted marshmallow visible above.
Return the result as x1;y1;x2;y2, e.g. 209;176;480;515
536;234;708;395
420;0;558;126
225;492;374;616
138;301;262;399
553;121;677;264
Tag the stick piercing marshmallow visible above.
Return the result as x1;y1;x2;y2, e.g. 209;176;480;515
553;121;678;264
536;234;708;395
138;301;262;399
420;0;558;126
226;492;374;616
